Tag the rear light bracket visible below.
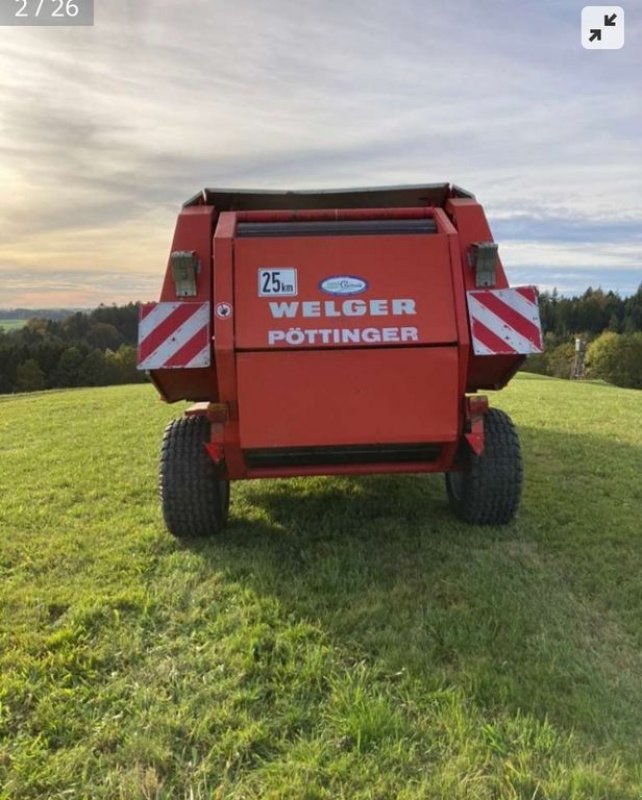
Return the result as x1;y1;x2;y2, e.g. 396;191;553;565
469;242;498;288
171;250;200;297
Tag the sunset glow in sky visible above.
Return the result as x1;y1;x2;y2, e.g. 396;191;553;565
1;0;640;307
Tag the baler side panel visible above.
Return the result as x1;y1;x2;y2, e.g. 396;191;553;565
446;198;525;391
432;207;471;408
148;206;220;402
159;206;217;303
445;199;510;292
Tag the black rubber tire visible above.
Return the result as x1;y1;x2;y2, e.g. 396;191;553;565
445;408;522;525
160;415;229;538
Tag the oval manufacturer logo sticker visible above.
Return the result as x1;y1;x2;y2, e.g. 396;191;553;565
319;276;368;296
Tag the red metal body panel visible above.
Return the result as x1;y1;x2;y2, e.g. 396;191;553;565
151;205;218;402
432;207;470;404
444;198;526;390
234;234;457;351
213;212;245;478
236;347;459;449
445;199;509;291
159;206;217;302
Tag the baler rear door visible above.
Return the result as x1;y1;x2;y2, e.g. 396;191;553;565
228;211;462;468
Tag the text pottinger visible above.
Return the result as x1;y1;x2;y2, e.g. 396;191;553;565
266;296;419;346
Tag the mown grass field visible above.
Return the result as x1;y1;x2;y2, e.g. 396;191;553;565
0;374;641;799
0;319;27;332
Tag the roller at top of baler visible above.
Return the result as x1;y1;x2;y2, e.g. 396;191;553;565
137;183;543;536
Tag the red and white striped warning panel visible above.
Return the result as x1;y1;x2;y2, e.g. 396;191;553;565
466;286;543;356
137;302;211;370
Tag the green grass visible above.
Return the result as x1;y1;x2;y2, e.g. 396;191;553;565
0;318;27;331
0;374;641;799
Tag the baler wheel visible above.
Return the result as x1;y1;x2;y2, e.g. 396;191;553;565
445;408;522;525
160;415;229;537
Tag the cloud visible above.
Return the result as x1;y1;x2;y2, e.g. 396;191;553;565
0;264;160;307
0;0;640;305
503;239;640;268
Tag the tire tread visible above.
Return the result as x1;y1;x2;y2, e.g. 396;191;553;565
159;415;229;537
446;408;522;525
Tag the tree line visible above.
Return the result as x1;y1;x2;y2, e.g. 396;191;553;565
538;285;642;337
523;285;642;388
0;304;146;394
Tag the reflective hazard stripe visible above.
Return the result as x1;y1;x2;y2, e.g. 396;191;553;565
467;287;543;356
137;302;211;369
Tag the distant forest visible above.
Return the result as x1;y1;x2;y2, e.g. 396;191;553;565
538;285;642;339
1;285;641;394
0;304;145;394
526;285;642;388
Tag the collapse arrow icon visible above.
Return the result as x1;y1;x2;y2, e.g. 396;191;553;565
604;13;617;25
589;29;602;41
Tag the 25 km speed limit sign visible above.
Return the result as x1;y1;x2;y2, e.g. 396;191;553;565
258;268;298;297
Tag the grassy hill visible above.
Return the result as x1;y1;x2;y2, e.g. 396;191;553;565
1;374;640;799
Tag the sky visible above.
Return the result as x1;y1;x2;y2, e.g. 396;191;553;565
0;0;640;308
